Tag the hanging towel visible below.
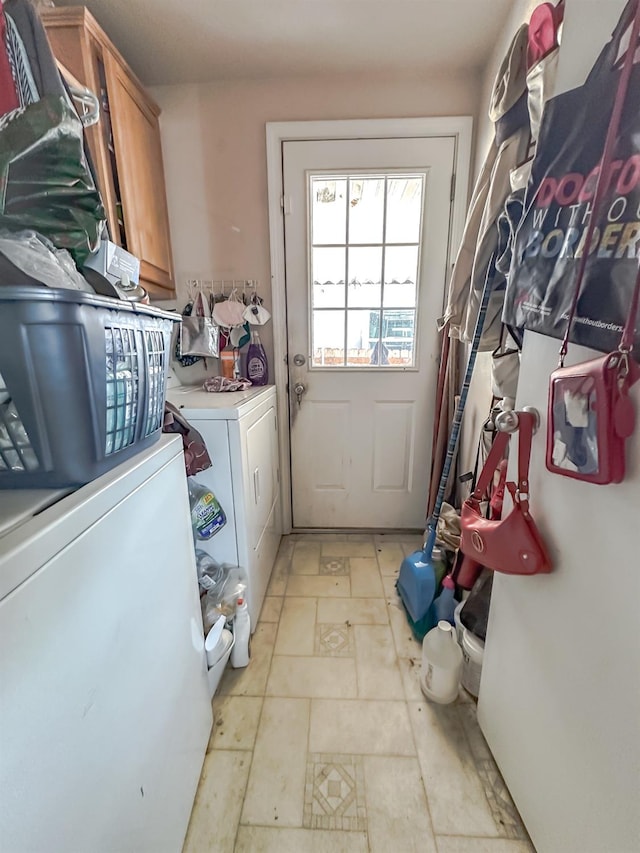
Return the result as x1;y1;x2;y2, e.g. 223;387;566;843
439;25;531;351
163;402;212;477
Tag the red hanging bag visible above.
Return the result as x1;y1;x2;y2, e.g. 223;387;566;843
461;412;552;576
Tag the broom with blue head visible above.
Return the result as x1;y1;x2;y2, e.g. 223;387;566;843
396;258;497;627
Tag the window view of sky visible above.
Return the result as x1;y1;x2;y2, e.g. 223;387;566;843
310;174;425;367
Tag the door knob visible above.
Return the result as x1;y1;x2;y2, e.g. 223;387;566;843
293;383;306;406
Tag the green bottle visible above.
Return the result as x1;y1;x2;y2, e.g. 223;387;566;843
187;478;226;539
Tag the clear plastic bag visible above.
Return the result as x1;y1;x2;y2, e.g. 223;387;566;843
201;565;247;632
195;549;225;592
0;229;94;292
548;373;600;476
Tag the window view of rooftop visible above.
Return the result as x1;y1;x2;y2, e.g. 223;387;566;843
310;174;425;367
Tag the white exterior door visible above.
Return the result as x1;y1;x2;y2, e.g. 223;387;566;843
283;136;455;528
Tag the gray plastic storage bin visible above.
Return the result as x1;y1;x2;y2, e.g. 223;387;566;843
0;286;179;488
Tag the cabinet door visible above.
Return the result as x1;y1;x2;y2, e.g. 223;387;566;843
85;39;125;246
246;406;278;553
103;52;175;295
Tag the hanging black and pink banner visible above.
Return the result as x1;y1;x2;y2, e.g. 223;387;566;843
503;1;640;359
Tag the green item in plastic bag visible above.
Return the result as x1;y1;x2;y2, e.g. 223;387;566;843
0;96;106;265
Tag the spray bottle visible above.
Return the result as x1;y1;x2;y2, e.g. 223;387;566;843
246;331;268;385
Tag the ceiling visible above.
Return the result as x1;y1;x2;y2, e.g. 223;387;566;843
59;0;514;86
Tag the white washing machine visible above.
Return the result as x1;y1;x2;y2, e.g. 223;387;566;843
166;380;281;631
0;437;212;852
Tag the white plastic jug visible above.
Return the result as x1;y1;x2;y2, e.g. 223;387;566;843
420;620;463;704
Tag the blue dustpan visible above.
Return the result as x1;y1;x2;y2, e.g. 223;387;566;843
396;259;497;627
397;528;438;622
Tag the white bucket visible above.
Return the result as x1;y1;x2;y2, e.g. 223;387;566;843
461;629;484;698
453;600;465;646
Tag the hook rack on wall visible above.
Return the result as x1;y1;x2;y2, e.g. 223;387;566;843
187;278;260;296
186;279;260;298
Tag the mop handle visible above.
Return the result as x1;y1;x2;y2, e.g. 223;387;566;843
423;260;497;560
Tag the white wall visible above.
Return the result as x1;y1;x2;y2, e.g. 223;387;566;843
478;3;640;851
152;70;481;374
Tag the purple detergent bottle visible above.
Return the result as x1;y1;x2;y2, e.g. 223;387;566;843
247;331;268;385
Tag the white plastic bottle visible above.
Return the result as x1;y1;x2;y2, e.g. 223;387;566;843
420;620;463;704
230;598;251;668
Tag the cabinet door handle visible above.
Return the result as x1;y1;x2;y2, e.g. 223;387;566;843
253;468;260;503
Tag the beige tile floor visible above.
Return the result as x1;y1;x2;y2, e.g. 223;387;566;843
183;534;535;853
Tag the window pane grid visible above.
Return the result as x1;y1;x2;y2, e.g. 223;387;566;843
378;178;388;366
310;173;424;368
312;242;420;249
343;178;351;365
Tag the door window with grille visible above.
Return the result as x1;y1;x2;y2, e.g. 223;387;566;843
310;173;425;368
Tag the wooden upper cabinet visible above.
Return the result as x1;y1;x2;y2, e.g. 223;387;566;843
103;53;174;293
42;7;175;297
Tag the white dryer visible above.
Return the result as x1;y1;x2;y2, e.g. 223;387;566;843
166;383;281;631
